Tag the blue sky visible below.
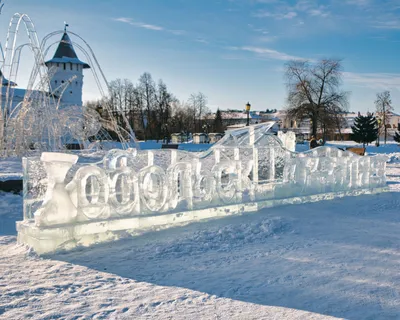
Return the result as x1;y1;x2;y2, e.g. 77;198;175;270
1;0;400;113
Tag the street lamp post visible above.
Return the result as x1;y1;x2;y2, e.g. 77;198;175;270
246;102;251;126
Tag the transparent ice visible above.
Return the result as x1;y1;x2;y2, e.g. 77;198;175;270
277;131;296;152
17;123;388;254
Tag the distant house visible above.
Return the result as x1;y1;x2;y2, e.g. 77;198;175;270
204;108;400;141
208;133;224;143
171;133;185;144
193;133;208;144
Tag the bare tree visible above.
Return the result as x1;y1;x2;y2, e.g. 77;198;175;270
319;104;347;140
170;100;192;133
106;78;138;137
375;90;393;144
188;93;198;131
98;73;211;141
285;59;349;139
188;92;209;132
138;72;156;138
331;106;347;141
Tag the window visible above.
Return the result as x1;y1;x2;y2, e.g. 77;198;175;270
77;65;79;71
63;63;66;70
76;81;78;86
70;63;73;70
55;80;58;85
61;80;65;84
57;63;59;67
70;91;73;94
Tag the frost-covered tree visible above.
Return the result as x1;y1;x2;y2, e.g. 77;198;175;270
351;113;378;148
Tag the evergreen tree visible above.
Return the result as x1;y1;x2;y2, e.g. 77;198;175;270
214;108;224;133
351;114;378;148
394;130;400;143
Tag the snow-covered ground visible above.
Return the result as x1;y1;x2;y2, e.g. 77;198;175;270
1;142;400;319
1;156;400;318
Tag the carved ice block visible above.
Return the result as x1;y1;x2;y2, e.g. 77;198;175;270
278;131;296;152
17;123;389;254
34;152;78;226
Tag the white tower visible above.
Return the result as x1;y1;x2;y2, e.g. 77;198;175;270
45;25;90;107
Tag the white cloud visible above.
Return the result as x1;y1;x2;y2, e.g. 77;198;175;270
373;20;400;29
295;0;314;11
139;24;164;31
284;11;298;19
345;0;370;6
308;9;330;17
253;28;270;34
113;17;192;38
234;46;308;61
343;72;400;90
255;0;280;3
253;1;329;21
253;11;274;18
293;20;305;26
114;17;164;31
196;38;209;44
254;10;297;19
257;36;278;42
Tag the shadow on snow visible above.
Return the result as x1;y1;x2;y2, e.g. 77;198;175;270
46;192;400;320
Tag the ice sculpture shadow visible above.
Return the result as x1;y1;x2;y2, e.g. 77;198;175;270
49;191;400;320
0;193;23;236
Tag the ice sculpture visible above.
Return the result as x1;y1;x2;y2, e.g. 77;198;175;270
17;123;389;254
278;131;296;152
34;153;79;226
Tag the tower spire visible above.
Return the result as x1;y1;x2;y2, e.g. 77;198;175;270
64;21;69;33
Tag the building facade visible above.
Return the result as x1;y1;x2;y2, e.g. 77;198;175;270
44;30;90;107
206;109;400;141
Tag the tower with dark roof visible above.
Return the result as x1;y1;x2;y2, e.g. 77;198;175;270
45;27;90;107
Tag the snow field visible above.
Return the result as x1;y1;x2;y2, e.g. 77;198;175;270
0;144;400;319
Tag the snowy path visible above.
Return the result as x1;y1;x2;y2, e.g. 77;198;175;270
0;164;400;319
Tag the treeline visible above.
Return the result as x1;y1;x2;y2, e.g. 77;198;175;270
85;72;223;141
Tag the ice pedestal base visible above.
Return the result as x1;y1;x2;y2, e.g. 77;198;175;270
17;186;388;255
